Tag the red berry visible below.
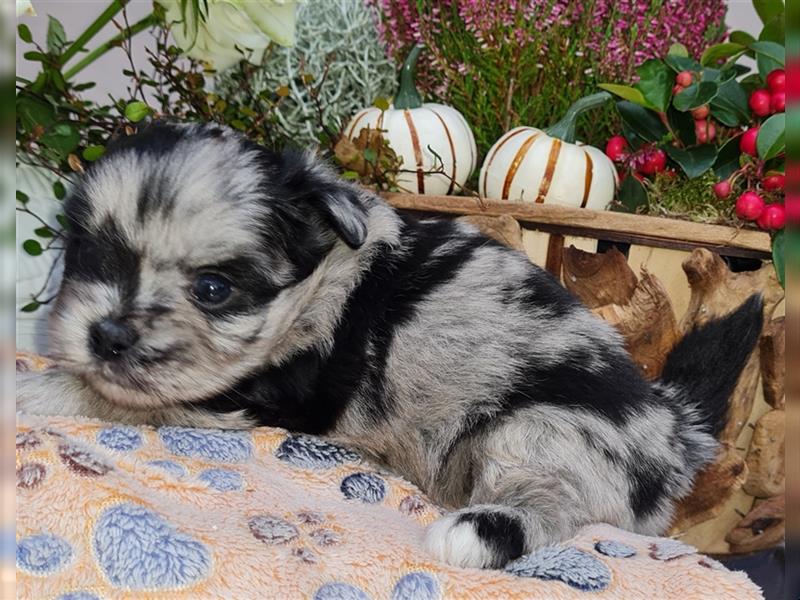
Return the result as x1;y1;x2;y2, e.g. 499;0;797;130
766;69;785;93
735;191;765;221
757;203;785;230
770;91;785;113
691;105;710;119
676;71;693;87
694;119;716;143
749;89;771;117
739;127;759;157
713;180;731;199
605;135;628;162
762;173;785;192
637;148;667;175
672;84;685;96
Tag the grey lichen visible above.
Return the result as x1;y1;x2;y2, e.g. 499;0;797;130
216;0;397;148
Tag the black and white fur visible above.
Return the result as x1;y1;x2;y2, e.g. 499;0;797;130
17;122;763;569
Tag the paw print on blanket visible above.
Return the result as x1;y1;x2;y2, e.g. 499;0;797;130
340;472;386;503
648;539;696;561
159;427;252;462
93;502;211;590
56;593;101;600
16;533;73;575
594;540;637;558
199;468;243;491
505;546;611;592
276;435;360;468
248;511;346;565
96;426;142;452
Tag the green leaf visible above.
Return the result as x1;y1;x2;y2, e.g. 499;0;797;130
713;136;743;180
664;54;701;73
124;101;151;123
598;84;649;106
363;148;378;164
710;79;750;126
373;97;390;111
341;170;360;180
615;101;668;143
56;214;68;229
82;145;105;161
617;175;648;212
40;122;80;159
16;190;30;204
673;81;719;111
759;13;785;43
46;16;67;54
730;30;756;58
16;93;56;132
663;145;718;179
667;107;696;146
668;43;689;57
750;41;785;79
753;0;784;25
34;226;55;238
772;229;784;288
21;302;41;313
701;43;746;66
22;239;43;256
18;24;33;43
52;180;66;200
634;59;672;112
23;51;48;62
757;113;785;160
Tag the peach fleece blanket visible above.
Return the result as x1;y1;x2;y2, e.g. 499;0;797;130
16;353;762;599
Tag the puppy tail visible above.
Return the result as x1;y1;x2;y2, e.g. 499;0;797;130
658;294;764;439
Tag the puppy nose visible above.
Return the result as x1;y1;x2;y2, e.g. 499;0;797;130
89;318;139;360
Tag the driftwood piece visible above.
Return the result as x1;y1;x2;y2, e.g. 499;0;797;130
593;270;679;379
459;214;524;251
743;409;785;498
669;443;748;534
726;494;785;553
680;249;784;444
759;317;785;409
562;246;638;308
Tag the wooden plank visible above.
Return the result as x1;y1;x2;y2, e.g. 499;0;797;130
383;193;772;258
627;245;692;319
521;229;550;268
545;234;565;278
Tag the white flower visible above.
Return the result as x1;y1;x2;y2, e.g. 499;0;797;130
16;0;36;16
158;0;302;71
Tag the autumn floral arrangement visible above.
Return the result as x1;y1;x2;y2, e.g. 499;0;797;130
368;0;728;153
596;0;785;283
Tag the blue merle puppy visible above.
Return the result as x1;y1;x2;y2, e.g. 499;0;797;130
17;122;763;569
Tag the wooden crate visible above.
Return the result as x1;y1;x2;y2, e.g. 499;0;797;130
383;193;785;555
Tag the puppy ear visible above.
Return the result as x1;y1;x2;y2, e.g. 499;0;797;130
275;150;369;249
316;188;368;249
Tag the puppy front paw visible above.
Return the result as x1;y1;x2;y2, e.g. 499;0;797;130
424;508;526;569
16;369;93;417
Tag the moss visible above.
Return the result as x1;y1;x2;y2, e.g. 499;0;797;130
644;171;738;225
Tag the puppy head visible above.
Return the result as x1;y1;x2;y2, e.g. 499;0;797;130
50;122;368;409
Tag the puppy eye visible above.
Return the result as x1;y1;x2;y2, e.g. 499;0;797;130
191;273;232;305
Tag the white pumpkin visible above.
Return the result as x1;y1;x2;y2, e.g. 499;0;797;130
479;93;619;209
344;46;477;195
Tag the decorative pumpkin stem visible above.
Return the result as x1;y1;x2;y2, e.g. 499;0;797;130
394;45;424;110
546;91;613;144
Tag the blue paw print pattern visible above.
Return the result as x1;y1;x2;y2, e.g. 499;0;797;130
96;426;142;452
56;593;102;600
314;582;371;600
391;572;440;600
16;533;73;575
159;427;252;463
340;472;386;503
93;502;211;589
595;540;636;558
505;546;611;592
276;435;360;469
199;468;243;492
147;460;187;479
